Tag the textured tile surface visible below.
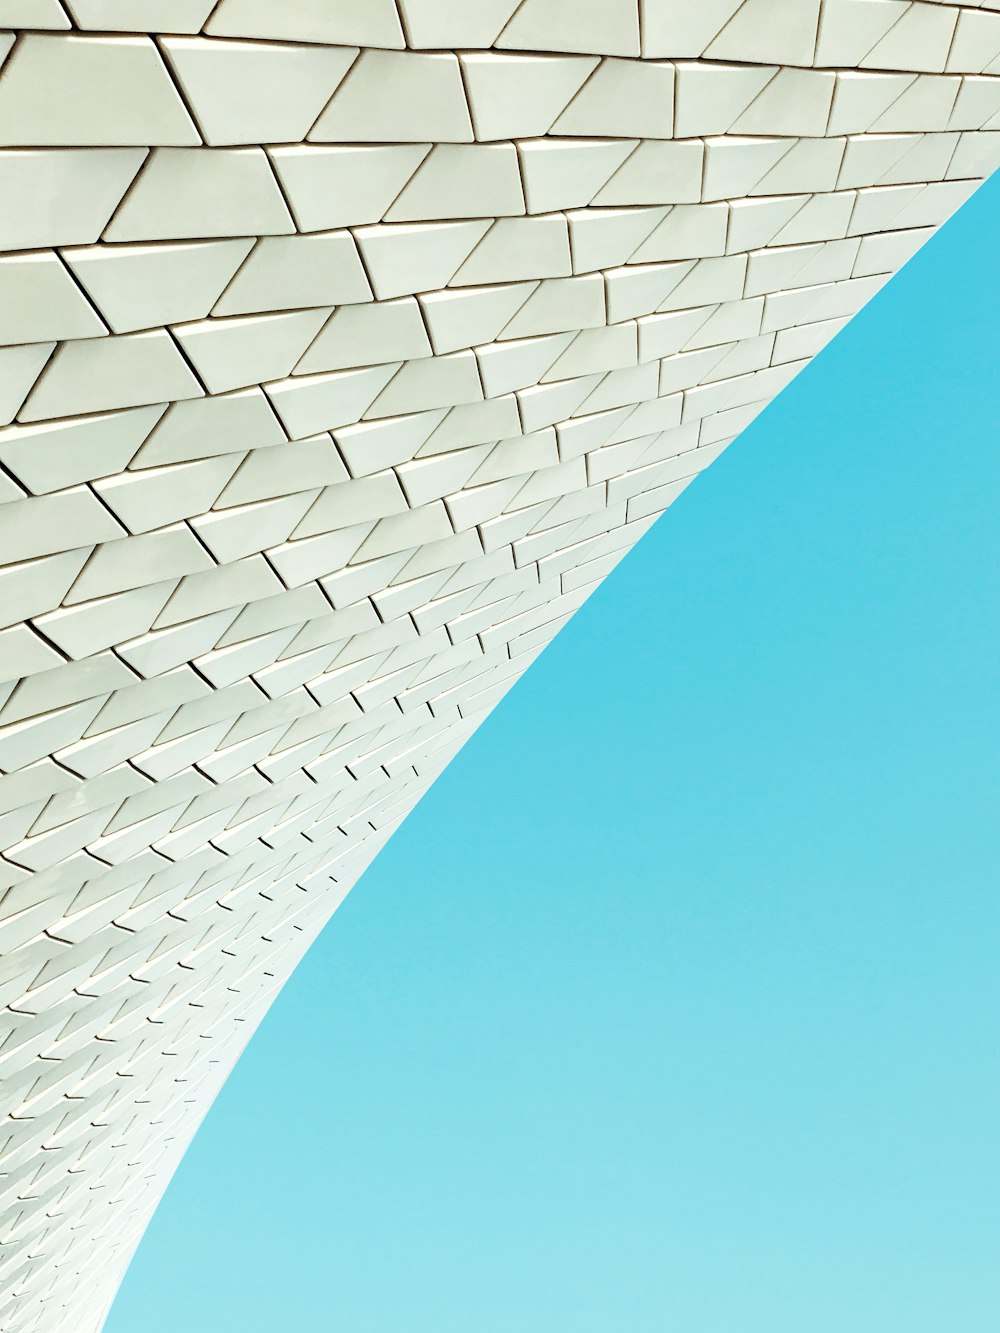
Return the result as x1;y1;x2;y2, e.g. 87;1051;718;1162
0;4;999;1330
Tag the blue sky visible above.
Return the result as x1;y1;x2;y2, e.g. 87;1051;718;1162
108;170;1000;1333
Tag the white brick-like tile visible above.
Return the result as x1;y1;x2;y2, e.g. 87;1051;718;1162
0;7;996;1330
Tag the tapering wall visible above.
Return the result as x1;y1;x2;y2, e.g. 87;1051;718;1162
1;3;999;1328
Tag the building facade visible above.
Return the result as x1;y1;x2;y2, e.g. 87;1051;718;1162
1;2;998;1328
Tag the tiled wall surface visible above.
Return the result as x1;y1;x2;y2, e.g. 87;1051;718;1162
1;2;998;1328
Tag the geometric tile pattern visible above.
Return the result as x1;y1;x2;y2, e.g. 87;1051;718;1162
2;3;999;1328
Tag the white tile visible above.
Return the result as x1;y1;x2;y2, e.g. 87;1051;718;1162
496;0;641;57
640;0;743;58
104;148;294;243
292;472;408;538
566;205;667;273
0;549;90;630
385;144;525;222
66;525;213;603
267;520;373;588
213;233;372;316
0;487;124;565
191;492;317;564
0;35;199;146
266;364;400;439
0;623;67;682
0;405;163;494
543;323;638;381
704;0;822;67
270;144;431;231
396;447;490;509
295;299;432;375
337;408;447;476
132;389;285;468
310;50;472;143
63;239;253;334
947;10;1000;75
154;556;282;629
64;0;216;29
731;68;836;139
0;343;55;426
552;58;675;140
450;215;573;285
35;580;177;659
397;0;520;49
205;0;405;47
353;501;453;562
92;456;242;534
365;351;484;418
517;139;638;215
828;72;918;137
354;220;490;301
19;330;202;422
460;52;597;141
814;0;909;68
499;274;606;340
216;435;348;507
0;252;105;346
0;0;71;28
172;308;332;394
0;148;145;250
861;3;959;75
476;333;572;397
419;283;538;355
163;37;357;147
700;136;791;203
592;139;705;207
630;203;730;262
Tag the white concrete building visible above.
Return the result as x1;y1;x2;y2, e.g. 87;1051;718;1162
0;3;998;1328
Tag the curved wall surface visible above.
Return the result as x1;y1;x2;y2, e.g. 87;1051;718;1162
1;3;998;1328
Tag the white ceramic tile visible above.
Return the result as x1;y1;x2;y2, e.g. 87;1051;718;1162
517;138;639;214
63;239;254;334
592;139;705;207
171;308;332;394
163;37;357;147
294;298;432;375
212;233;372;316
0;148;145;250
310;50;472;143
639;0;743;59
0;251;105;346
552;58;675;140
0;0;71;29
104;148;294;242
460;52;597;141
496;0;641;57
397;0;520;48
206;0;405;47
418;282;538;355
131;389;285;468
704;0;822;67
64;0;216;29
0;404;162;494
270;144;431;231
18;330;203;421
354;220;491;300
450;215;573;285
385;143;525;221
0;35;199;146
92;455;242;534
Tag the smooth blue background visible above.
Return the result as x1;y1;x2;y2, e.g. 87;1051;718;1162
108;171;1000;1332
